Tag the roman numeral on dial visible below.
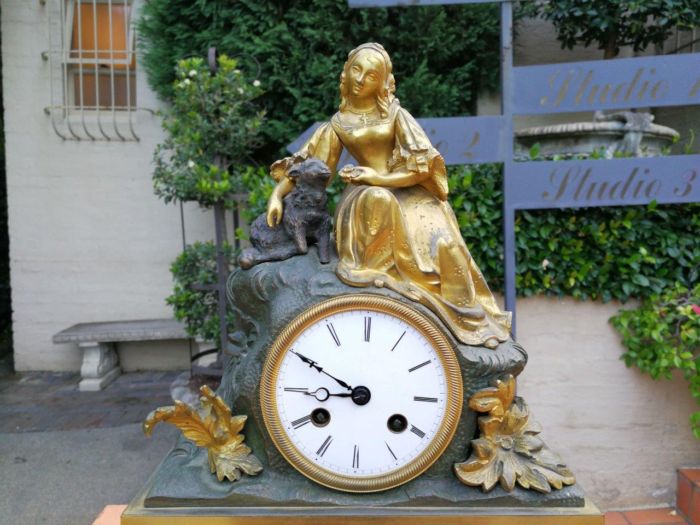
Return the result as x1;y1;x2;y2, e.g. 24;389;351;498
364;316;371;342
317;435;333;457
410;425;426;439
352;444;360;468
390;331;406;352
326;323;341;347
291;414;311;429
414;396;438;403
408;360;431;373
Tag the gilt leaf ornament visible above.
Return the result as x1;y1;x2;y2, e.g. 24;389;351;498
144;385;262;482
454;375;575;493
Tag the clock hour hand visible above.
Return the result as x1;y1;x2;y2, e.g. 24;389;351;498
322;371;352;391
284;387;352;402
290;350;353;392
306;388;352;401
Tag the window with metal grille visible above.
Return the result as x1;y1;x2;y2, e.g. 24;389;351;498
45;0;144;141
68;1;136;109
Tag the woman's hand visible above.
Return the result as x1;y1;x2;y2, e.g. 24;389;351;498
266;194;284;227
266;176;295;227
339;165;378;185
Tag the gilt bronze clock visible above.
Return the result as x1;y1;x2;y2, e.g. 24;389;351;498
130;42;590;524
260;294;463;492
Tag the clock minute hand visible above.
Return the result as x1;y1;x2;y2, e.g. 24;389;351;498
290;350;353;392
290;350;323;373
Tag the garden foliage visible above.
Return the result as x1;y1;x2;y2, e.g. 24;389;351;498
167;242;236;344
448;164;700;302
610;283;700;438
153;56;264;206
137;0;501;162
521;0;700;58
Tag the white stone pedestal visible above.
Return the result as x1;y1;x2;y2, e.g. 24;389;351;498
78;341;121;391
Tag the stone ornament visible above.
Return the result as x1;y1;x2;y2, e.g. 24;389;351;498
454;375;575;493
143;385;262;482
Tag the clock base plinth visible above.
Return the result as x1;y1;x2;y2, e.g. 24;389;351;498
138;438;585;508
123;490;603;525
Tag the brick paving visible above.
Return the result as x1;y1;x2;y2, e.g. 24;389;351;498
605;508;688;524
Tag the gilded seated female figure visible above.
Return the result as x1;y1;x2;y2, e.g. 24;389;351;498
266;43;511;348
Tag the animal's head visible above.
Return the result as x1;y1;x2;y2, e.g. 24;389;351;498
287;158;332;188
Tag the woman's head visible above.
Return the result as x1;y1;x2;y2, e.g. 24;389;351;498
339;43;396;118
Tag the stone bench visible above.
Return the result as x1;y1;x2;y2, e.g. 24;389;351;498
53;319;188;391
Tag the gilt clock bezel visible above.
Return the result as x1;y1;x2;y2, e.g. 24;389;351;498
259;293;463;493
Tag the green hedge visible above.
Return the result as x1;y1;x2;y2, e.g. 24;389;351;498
449;163;700;301
137;0;501;162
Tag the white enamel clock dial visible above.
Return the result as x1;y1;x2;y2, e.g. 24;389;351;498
260;294;463;493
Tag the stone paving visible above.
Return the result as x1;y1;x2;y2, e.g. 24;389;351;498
0;369;188;525
0;371;180;433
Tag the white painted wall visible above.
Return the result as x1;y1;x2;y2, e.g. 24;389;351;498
2;0;212;371
517;297;700;510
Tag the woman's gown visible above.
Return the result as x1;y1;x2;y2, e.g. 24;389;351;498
270;99;511;347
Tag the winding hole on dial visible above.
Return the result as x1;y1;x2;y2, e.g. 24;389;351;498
387;413;408;433
311;407;330;427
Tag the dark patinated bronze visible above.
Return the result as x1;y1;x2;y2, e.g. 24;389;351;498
238;159;332;269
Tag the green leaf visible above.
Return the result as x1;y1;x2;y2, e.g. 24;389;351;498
632;275;650;287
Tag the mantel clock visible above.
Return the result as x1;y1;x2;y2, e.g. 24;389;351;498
260;294;463;492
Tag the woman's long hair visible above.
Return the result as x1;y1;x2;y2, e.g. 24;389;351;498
339;42;396;119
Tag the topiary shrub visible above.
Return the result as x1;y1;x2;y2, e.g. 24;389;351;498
153;55;264;207
167;241;237;343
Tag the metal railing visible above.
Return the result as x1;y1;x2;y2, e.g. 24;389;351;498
43;0;151;141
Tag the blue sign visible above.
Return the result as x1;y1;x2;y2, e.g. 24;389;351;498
288;116;505;165
514;53;700;115
507;156;700;210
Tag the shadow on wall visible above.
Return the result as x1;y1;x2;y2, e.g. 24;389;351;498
0;7;13;373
